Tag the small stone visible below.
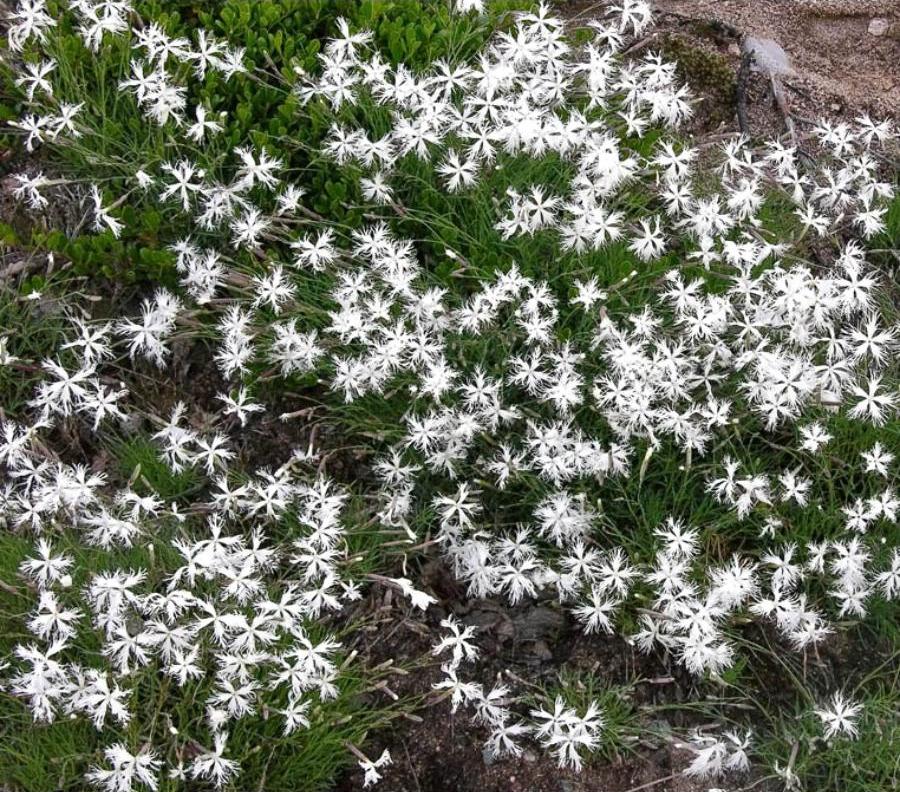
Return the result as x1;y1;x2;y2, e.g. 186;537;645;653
530;639;554;662
830;103;841;112
868;18;889;36
512;605;565;641
820;389;841;410
482;746;496;767
726;42;741;57
523;750;538;763
120;411;144;435
743;36;793;76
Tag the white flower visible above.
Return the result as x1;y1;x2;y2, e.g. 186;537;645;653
86;744;160;792
189;732;240;789
89;185;124;238
186;105;224;142
438;150;478;192
814;692;862;740
359;749;392;788
390;577;436;611
799;422;832;453
862;442;894;477
432;616;479;669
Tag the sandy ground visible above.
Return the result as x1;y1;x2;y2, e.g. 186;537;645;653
563;0;899;138
652;0;900;119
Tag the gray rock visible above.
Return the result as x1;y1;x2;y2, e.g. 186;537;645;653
868;18;889;36
529;639;554;662
511;605;565;641
743;36;793;76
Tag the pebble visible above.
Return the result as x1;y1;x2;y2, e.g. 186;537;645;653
868;18;888;36
530;639;554;662
743;36;793;76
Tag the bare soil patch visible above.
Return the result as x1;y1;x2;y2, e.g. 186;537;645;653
334;576;726;792
563;0;899;138
654;0;899;116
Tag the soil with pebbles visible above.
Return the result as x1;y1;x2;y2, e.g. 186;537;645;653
561;0;899;141
651;0;899;120
333;567;728;792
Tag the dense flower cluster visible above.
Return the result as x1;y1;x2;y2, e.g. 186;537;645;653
298;0;898;680
3;0;898;787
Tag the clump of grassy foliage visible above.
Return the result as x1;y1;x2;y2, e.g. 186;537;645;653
1;1;899;791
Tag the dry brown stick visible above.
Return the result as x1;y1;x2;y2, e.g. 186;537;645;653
620;773;679;792
656;10;742;40
736;49;752;137
782;78;814;101
621;32;660;57
0;578;24;597
564;1;606;25
770;74;797;143
0;255;56;282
